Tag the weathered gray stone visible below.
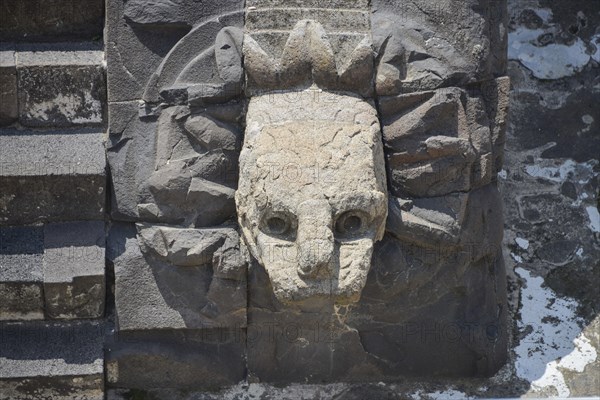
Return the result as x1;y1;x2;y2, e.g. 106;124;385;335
43;221;105;319
379;80;507;198
105;329;246;391
0;320;105;400
244;2;374;96
0;0;104;42
108;223;246;331
0;130;106;225
238;90;387;305
0;226;44;321
0;50;17;126
371;0;508;95
106;0;244;102
16;45;105;127
108;101;243;224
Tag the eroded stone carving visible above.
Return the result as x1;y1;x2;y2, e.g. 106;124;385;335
237;91;387;304
106;0;510;386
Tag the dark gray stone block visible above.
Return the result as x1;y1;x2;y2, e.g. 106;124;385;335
16;45;105;127
108;222;246;331
0;320;105;400
0;130;106;225
43;221;105;319
106;0;244;102
0;0;104;42
0;50;17;126
371;0;508;95
0;226;44;321
105;328;246;391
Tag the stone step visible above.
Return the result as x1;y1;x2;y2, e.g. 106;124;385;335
0;129;106;225
0;43;105;127
0;222;106;321
0;0;104;43
0;320;105;400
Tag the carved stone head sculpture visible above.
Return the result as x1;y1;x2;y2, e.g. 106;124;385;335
236;91;387;304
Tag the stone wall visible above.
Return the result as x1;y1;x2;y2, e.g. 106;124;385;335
1;0;598;399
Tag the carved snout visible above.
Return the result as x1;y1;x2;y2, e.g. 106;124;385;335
297;200;334;278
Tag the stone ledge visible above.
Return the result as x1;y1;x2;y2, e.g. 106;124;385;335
0;222;106;321
0;130;106;225
0;320;105;400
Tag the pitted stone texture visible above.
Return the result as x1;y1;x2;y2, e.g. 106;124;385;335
0;50;17;126
43;221;105;319
0;130;106;225
379;79;509;199
244;2;374;96
0;226;44;321
0;320;105;400
371;0;508;96
109;223;246;331
0;0;104;42
106;0;244;103
0;222;105;321
237;90;387;305
16;45;105;127
105;329;246;391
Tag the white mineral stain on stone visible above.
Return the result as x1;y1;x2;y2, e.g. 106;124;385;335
525;159;595;183
511;253;523;263
509;27;590;80
585;206;600;233
27;92;102;124
582;115;594;125
498;169;508;179
516;237;530;250
514;267;598;398
591;34;600;63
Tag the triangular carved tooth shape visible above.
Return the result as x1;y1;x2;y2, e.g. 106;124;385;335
244;19;375;96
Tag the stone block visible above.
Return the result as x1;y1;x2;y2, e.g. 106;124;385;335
0;0;104;42
108;223;246;331
105;329;246;391
0;50;17;126
43;221;106;319
0;226;44;321
106;0;244;102
0;320;105;400
0;130;106;225
16;44;105;127
371;0;508;95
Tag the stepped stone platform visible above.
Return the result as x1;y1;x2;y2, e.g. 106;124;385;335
0;130;106;225
0;320;105;400
0;44;105;128
0;221;106;321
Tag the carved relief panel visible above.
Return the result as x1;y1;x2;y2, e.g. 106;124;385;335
106;0;509;388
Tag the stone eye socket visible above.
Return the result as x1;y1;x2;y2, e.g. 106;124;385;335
261;212;296;239
335;211;365;238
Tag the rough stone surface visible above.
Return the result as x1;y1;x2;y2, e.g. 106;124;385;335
371;0;508;96
0;226;44;321
43;221;105;319
0;320;105;400
106;0;244;103
0;222;105;321
238;91;387;305
0;0;104;42
105;328;246;391
0;50;17;126
16;44;106;127
0;130;106;225
108;223;246;331
244;2;373;96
